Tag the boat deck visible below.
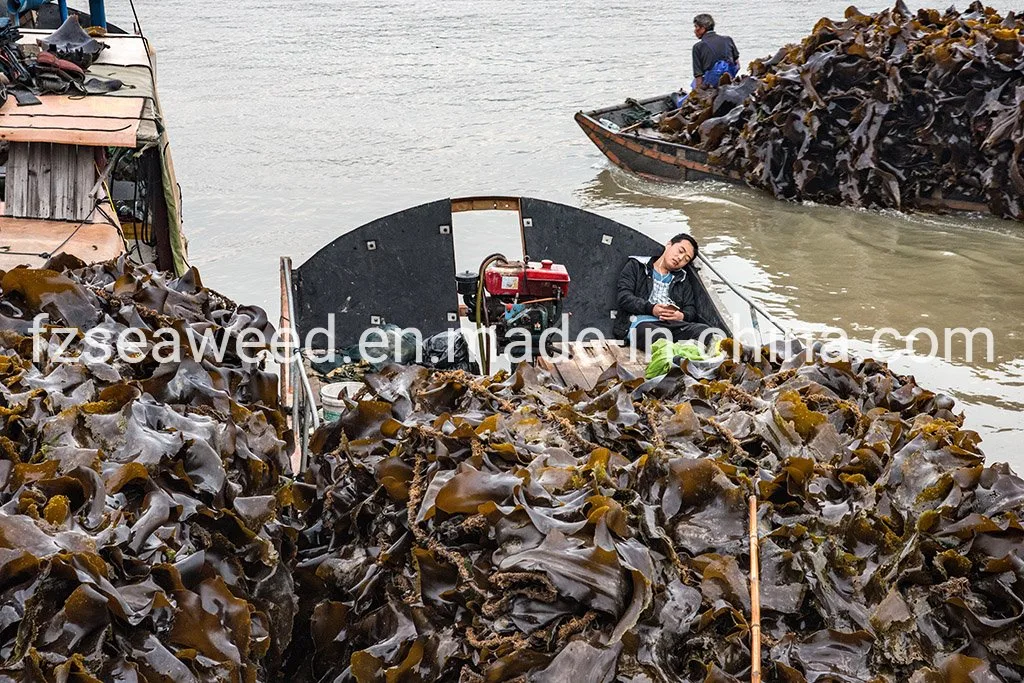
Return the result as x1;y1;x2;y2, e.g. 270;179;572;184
12;29;162;146
0;211;124;270
536;340;647;391
299;339;648;405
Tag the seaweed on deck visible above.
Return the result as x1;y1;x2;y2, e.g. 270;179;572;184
0;257;297;682
285;351;1024;681
0;259;1021;681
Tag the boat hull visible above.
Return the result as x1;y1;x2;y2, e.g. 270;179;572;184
576;95;992;218
575;110;735;184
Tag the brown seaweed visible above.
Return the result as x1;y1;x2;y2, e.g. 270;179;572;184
661;2;1024;220
284;353;1024;681
0;257;297;681
2;258;1023;681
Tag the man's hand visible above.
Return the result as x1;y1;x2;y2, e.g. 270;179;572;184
653;304;685;321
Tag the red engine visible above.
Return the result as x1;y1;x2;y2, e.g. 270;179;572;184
457;258;571;352
482;259;570;298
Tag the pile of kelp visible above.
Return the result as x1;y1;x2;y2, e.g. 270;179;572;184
284;348;1024;681
0;256;298;681
660;1;1024;219
3;259;1023;681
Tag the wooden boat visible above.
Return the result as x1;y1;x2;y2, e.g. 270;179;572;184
0;1;188;274
575;93;992;217
278;196;735;466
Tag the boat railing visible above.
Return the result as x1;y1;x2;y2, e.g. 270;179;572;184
280;256;319;473
696;253;789;346
9;0;104;28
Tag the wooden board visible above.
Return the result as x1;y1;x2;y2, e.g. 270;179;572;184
5;142;98;221
541;340;648;391
0;215;124;271
0;95;145;147
52;143;73;220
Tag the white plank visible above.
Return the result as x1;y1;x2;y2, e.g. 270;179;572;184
36;142;52;220
51;143;70;221
4;142;27;217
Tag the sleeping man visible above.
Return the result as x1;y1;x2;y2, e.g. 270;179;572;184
614;233;711;349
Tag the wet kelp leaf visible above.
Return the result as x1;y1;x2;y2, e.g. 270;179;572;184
0;258;296;681
0;267;101;329
435;465;521;514
285;340;1024;681
531;639;622;682
660;3;1024;220
771;629;875;681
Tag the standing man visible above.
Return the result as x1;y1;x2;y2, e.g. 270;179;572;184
692;13;739;89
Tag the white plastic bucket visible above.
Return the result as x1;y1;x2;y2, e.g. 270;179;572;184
321;382;363;422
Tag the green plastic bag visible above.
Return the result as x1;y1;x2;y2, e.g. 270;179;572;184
645;338;706;378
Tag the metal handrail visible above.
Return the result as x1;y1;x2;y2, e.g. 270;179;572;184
696;253;790;338
282;264;319;472
294;354;321;431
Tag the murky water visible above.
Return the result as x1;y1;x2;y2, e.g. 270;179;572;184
114;0;1023;466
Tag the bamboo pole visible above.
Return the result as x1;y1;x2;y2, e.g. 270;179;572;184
618;119;650;135
749;495;762;683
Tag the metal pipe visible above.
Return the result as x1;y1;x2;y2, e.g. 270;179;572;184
6;0;51;15
88;0;105;29
696;253;789;336
296;356;320;432
57;0;66;22
748;302;762;346
474;253;507;375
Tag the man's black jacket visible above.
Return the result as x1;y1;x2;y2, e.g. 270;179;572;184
614;256;698;339
692;31;739;80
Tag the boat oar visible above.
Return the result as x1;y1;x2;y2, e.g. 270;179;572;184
618;119;651;134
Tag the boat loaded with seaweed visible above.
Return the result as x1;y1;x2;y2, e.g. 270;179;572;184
578;2;1024;221
0;200;1019;679
0;0;187;275
0;2;1021;680
262;197;1024;681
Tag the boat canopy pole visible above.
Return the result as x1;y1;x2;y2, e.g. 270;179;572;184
88;0;104;28
696;253;789;337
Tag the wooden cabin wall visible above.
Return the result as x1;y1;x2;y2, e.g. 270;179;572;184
5;142;99;222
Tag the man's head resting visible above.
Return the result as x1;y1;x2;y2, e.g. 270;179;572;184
693;13;715;37
660;233;699;271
